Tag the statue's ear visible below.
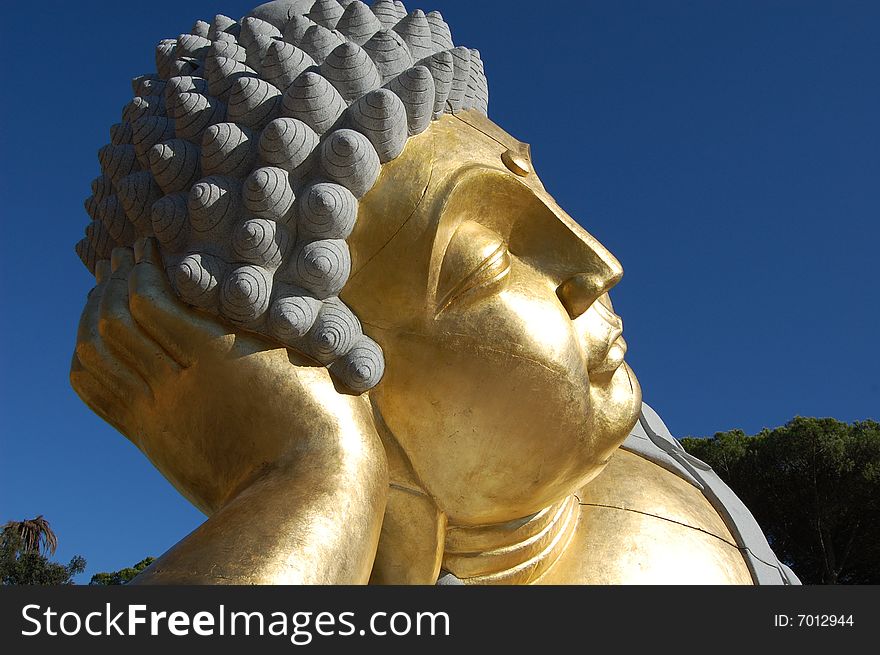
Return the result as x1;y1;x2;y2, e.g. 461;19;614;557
368;403;446;584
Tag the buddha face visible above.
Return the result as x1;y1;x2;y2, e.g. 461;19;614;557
343;111;642;526
73;108;639;529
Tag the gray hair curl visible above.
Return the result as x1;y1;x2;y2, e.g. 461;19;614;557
77;0;489;392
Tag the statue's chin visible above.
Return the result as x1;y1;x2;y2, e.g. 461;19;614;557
474;363;642;525
588;361;643;464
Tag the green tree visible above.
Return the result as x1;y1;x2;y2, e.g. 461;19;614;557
0;516;86;585
680;417;880;584
3;515;57;556
89;557;155;585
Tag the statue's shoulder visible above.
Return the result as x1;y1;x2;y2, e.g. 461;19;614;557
539;404;799;584
614;404;799;585
538;445;752;583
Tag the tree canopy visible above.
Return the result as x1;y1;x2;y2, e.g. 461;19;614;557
89;557;155;585
680;416;880;584
0;516;85;585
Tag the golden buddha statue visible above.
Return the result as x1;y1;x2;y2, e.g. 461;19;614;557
70;0;797;585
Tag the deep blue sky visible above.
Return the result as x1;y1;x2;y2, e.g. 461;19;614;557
1;0;877;582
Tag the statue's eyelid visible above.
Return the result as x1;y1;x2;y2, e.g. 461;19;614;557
437;240;511;314
460;241;511;288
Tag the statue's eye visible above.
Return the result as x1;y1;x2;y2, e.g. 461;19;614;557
436;221;511;314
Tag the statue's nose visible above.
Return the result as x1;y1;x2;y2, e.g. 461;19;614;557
546;204;624;319
506;178;624;319
557;269;622;319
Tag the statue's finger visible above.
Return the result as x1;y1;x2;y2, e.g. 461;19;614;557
98;248;182;384
75;273;119;391
111;246;135;274
80;285;105;329
76;271;152;402
129;238;225;367
94;259;112;285
70;352;134;438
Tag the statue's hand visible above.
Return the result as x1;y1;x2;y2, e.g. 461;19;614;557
71;239;276;464
71;238;387;583
71;237;382;510
70;239;187;444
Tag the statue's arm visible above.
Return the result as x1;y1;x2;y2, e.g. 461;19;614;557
133;443;388;585
71;240;388;584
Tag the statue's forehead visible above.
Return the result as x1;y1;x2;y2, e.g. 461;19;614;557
350;111;541;284
453;112;532;164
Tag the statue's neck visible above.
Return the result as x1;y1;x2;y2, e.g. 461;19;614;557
441;495;579;584
371;401;580;584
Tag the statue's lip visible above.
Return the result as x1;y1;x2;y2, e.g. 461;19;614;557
586;300;626;375
589;334;627;376
593;297;623;331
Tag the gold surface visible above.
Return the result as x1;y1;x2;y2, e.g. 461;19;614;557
501;147;532;177
72;242;388;584
443;496;579;584
350;113;640;529
70;111;753;584
538;450;754;584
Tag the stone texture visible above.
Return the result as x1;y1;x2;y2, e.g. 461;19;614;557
78;0;491;392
